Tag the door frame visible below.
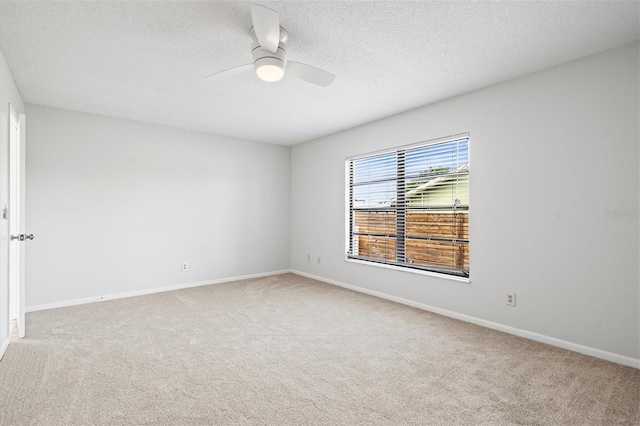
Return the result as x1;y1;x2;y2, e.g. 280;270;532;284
8;105;26;338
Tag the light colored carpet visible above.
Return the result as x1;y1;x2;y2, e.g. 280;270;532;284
0;273;638;425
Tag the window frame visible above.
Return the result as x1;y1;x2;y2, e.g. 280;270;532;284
345;133;470;282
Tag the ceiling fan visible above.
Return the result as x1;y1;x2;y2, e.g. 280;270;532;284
206;5;335;87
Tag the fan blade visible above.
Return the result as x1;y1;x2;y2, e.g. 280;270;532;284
287;62;335;87
251;4;280;54
205;64;253;81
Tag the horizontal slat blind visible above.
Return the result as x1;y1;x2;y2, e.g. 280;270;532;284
348;136;469;278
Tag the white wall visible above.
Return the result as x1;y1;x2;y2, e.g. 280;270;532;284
291;42;640;362
25;105;290;308
0;50;25;357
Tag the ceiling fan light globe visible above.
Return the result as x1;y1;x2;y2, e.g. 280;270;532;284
256;64;284;82
254;57;285;82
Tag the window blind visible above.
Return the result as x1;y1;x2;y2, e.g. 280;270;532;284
347;136;469;278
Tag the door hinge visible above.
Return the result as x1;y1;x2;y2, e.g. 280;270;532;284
2;205;7;220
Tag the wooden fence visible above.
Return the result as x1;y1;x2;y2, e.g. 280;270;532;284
353;212;469;271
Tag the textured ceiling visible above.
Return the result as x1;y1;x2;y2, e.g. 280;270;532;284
0;1;638;145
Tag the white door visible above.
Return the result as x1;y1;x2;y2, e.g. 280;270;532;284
8;105;27;338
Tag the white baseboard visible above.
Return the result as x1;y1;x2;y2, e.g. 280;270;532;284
291;270;640;370
26;270;291;313
0;337;9;361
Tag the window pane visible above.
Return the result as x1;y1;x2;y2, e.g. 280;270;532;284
354;235;396;261
405;139;468;179
405;212;469;240
353;181;396;207
405;239;469;271
352;153;396;184
354;212;396;236
406;175;469;208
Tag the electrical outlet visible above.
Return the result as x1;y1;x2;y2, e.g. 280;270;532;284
506;293;516;307
317;257;321;265
307;254;311;262
182;262;188;272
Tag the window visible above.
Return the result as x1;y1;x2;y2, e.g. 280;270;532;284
346;134;469;278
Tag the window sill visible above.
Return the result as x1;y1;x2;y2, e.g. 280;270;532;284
344;257;471;283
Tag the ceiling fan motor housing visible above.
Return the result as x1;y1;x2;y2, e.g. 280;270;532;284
250;26;288;72
252;43;287;70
